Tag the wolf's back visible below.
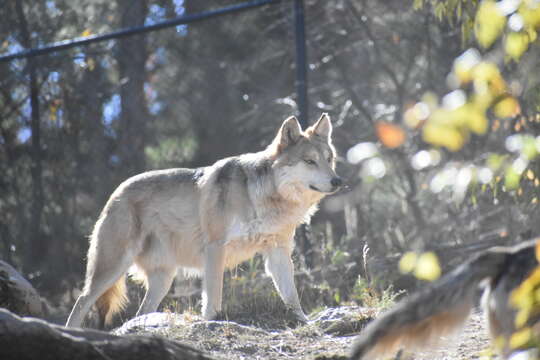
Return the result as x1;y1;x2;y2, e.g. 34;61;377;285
350;240;538;359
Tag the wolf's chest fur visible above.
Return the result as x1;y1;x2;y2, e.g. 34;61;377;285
219;194;318;267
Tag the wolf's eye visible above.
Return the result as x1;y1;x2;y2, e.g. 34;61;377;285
304;159;317;166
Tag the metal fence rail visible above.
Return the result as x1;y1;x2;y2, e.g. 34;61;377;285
1;0;278;62
0;0;309;127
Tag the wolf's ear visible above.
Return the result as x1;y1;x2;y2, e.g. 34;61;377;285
276;116;302;148
309;113;332;139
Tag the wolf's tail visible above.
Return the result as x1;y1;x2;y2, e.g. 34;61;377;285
95;275;128;327
350;249;509;359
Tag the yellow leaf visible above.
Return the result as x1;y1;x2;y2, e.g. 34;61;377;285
81;29;92;37
510;267;540;310
505;32;530;60
86;57;96;71
466;106;488;134
447;104;470;127
526;169;535;180
454;63;472;84
453;49;481;84
475;1;507;48
413;0;424;10
49;104;58;122
505;166;521;189
493;336;506;352
509;327;532;349
423;122;464;151
414;252;441;281
522;136;538;159
473;62;506;96
535;240;540;263
399;252;417;274
526;27;537;43
421;92;439;109
404;102;430;129
472;92;495;112
515;306;532;328
494;97;520;118
520;3;540;29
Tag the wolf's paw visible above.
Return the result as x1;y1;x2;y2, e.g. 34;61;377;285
284;308;308;328
207;310;227;321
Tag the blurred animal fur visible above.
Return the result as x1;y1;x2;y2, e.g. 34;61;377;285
66;114;343;328
350;239;540;359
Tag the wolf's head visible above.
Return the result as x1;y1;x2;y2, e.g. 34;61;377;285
268;113;343;203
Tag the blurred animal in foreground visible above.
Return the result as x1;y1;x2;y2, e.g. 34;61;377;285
66;114;343;328
350;239;540;359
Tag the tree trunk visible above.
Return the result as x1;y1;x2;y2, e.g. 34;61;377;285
0;309;213;360
116;0;149;177
183;0;239;166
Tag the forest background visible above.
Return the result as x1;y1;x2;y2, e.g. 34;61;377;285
1;0;539;321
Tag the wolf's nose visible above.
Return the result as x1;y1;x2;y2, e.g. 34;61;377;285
331;177;343;188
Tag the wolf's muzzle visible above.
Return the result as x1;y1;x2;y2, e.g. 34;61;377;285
331;177;343;188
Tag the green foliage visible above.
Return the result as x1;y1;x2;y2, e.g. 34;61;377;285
351;277;404;311
406;52;516;152
475;0;507;48
145;137;197;168
330;248;350;267
414;0;480;42
475;0;540;59
401;0;540;204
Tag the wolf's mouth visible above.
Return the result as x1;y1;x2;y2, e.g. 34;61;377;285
310;185;339;193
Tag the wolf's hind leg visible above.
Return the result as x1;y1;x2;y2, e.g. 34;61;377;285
265;246;308;323
135;268;176;316
66;290;99;328
66;254;133;328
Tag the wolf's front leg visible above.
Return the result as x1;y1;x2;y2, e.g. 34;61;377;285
265;246;308;323
202;242;226;320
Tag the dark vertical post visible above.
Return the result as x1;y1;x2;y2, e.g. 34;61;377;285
15;1;45;273
293;0;313;269
294;0;308;128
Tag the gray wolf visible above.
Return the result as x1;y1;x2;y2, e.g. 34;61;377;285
350;239;539;359
66;113;343;328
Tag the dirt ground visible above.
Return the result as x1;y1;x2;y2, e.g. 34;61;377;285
113;306;494;360
410;310;494;360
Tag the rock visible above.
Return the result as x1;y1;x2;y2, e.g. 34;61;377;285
114;312;186;335
0;261;44;317
311;306;372;336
